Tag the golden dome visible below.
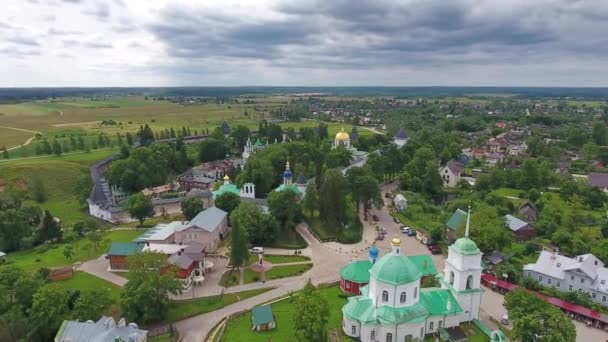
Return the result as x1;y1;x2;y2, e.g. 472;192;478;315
391;237;401;246
223;175;230;181
335;127;350;141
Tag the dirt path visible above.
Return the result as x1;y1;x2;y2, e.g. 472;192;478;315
0;125;41;151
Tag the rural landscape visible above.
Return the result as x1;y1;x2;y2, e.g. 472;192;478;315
3;0;608;341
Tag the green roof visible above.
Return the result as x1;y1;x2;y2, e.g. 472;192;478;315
419;288;463;316
107;242;143;256
409;255;438;276
446;209;467;231
212;183;240;199
452;237;480;255
252;305;274;326
377;303;429;324
254;139;263;147
275;184;302;195
369;253;421;285
340;260;372;283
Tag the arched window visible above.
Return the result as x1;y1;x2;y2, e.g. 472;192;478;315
449;271;455;285
400;292;406;303
371;330;375;340
466;275;473;290
386;332;393;342
382;290;389;302
414;287;418;299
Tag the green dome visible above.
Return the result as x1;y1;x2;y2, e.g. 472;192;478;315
452;238;480;255
340;260;372;283
369;254;421;285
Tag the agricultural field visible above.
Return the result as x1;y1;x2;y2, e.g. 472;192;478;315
0;149;116;225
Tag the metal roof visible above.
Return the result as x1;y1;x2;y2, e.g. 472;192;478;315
504;214;529;232
54;316;147;342
182;207;227;233
252;305;274;326
106;242;143;256
446;209;467;231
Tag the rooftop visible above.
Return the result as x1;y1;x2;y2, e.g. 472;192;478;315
107;242;143;256
446;209;467;231
184;207;228;232
252;305;274;326
588;172;608;187
54;316;147;342
504;214;530;232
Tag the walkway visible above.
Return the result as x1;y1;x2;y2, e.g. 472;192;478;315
76;255;128;286
0;125;41;151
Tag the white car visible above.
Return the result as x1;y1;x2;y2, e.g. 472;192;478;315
400;226;411;234
249;247;264;254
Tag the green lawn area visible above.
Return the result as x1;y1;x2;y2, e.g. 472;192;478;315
166;288;273;322
220;263;312;287
268;228;308;249
262;254;310;264
0;149;116;225
492;187;522;198
54;271;123;301
221;285;349;342
6;229;141;271
305;212;337;241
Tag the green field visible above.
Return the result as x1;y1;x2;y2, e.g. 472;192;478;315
166;288;273;322
6;229;141;271
221;285;349;342
54;270;123;301
220;263;312;287
0;149;116;225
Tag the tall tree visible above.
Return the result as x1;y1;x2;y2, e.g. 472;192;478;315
181;197;204;220
229;216;250;269
268;189;302;230
231;125;251;149
592;121;607;146
30;285;70;341
319;169;347;225
30;177;47;203
214;192;241;216
293;281;329;342
121;252;182;324
302;185;319;217
199;138;228;162
124;193;155;226
35;210;62;244
52;138;62;156
73;289;113;320
1;146;8;159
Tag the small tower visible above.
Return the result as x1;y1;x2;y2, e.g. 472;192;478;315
223;174;230;185
369;245;379;264
390;236;401;255
283;161;293;186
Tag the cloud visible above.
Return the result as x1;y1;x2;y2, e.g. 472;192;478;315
8;35;40;46
84;41;113;49
83;2;110;20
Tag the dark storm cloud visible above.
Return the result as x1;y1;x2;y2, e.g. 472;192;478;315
145;0;608;70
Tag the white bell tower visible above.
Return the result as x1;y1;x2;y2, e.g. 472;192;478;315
441;205;483;323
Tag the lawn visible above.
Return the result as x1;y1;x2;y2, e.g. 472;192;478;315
54;271;123;301
262;254;310;264
0;149;116;225
219;263;313;287
221;285;349;342
166;288;273;322
305;212;337;241
492;187;522;198
6;229;141;271
268;228;308;249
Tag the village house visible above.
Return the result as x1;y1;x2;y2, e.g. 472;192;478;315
177;168;215;192
106;242;143;270
517;200;539;223
174;207;228;251
504;214;536;241
588;172;608;192
141;183;175;198
54;316;147;342
485;152;504;167
524;251;608;308
439;160;464;188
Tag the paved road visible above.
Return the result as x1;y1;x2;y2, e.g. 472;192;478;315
76;255;128;286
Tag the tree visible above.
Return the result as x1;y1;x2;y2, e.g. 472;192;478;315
319;169;347;225
229;217;249;269
181;197;204;220
35;210;62;244
592;121;607;146
1;146;8;159
31;285;70;341
268;189;302;230
293;281;329;342
121;252;182;323
231;203;278;245
231;125;251;149
73;289;113;320
52;138;62;156
199;138;228;162
30;177;47;203
214;192;241;216
63;244;74;260
124;193;155;226
504;288;575;342
302;185;319;217
353;175;383;211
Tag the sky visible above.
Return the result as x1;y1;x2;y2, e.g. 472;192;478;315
1;0;608;87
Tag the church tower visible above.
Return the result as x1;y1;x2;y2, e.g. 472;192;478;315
283;161;293;186
441;205;483;322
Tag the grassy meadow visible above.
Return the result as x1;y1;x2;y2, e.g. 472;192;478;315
0;149;116;225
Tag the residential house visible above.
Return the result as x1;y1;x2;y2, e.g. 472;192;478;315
483;251;506;272
178;168;215;192
588;172;608;192
252;305;276;331
523;252;608;308
106;242;143;271
55;316;147;342
446;209;467;243
485;153;504;167
504;214;535;241
393;194;407;211
141;184;175;198
518;201;539;223
174;207;228;252
439;160;464;188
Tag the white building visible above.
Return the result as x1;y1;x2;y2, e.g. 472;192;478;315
438;160;464;188
393;128;408;147
393;194;407;211
523;251;608;307
342;208;485;342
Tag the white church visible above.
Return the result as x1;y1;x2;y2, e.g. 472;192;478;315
342;207;504;342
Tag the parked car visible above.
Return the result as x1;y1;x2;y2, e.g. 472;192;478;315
427;244;442;254
372;214;379;221
376;233;385;241
407;229;416;237
400;226;411;234
393;217;400;224
501;314;510;325
249;247;264;254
